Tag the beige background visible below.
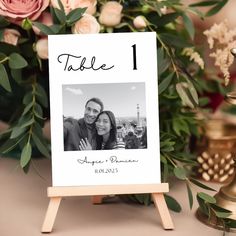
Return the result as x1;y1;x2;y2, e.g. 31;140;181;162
0;157;234;236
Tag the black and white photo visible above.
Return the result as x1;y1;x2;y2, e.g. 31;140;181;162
62;83;147;152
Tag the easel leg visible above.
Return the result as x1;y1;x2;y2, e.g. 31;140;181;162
152;193;174;230
41;197;62;233
91;195;104;204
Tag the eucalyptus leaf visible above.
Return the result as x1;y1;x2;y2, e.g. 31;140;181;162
160;154;167;164
173;118;190;136
164;194;182;212
10;126;27;139
182;13;195;40
0;63;11;92
176;83;194;109
8;53;28;69
156;13;180;26
163;161;169;182
36;84;48;107
211;204;232;213
32;122;43;137
159;73;174;94
23;92;33;105
0;52;6;60
66;8;87;25
11;69;22;84
0;139;18;153
189;178;216;191
22;101;34;116
225;219;236;228
187;80;199;105
34;103;44;119
157;48;171;75
20;118;34;129
32;133;50;158
57;0;65;13
197;195;209;216
186;182;193;209
20;142;32;168
206;0;228;17
54;8;66;24
159;33;193;48
33;22;55;35
189;1;219;7
197;192;216;204
174;166;187;180
0;42;20;54
215;211;231;219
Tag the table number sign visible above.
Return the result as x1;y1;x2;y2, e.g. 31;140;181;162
42;32;174;232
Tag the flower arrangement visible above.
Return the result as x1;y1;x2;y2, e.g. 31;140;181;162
0;0;235;230
204;20;236;86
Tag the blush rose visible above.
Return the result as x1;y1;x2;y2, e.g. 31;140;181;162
72;14;100;34
0;0;50;23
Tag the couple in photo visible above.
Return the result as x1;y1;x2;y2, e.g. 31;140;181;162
64;97;125;151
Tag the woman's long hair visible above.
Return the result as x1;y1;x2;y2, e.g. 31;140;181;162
95;110;117;150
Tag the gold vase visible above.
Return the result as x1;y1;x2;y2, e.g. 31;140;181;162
196;119;236;183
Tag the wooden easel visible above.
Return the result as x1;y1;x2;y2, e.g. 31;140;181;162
41;183;174;233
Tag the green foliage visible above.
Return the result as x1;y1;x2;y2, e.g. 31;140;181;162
164;194;182;212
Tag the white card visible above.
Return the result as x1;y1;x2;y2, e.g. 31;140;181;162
48;32;160;186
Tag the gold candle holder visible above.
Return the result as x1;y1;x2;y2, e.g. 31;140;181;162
196;91;236;232
196;119;236;183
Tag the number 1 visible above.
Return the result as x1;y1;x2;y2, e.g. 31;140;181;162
132;44;137;70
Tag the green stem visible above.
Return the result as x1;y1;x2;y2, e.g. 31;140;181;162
0;57;9;64
165;154;177;167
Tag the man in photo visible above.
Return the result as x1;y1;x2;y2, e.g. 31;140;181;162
63;97;104;151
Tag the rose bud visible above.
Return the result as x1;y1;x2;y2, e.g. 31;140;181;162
133;16;147;29
2;29;21;46
99;1;123;27
35;38;48;59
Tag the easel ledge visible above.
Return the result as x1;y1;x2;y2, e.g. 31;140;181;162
47;183;169;196
42;183;174;233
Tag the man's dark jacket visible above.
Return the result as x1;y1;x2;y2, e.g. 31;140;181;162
63;118;96;151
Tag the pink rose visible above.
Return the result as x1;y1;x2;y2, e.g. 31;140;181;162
72;14;100;34
0;0;50;23
51;0;97;15
1;29;20;46
133;16;147;29
99;1;123;27
35;38;48;59
33;12;53;35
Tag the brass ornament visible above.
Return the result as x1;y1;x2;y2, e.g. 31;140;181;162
196;119;236;183
196;91;236;231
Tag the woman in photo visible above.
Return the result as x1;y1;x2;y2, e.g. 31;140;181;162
79;110;125;150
